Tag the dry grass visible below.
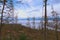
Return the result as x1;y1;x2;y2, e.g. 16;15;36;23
0;24;60;40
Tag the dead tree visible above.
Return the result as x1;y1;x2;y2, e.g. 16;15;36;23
0;0;6;40
38;18;41;30
26;17;30;28
43;0;48;40
15;13;18;24
0;0;14;39
39;17;43;30
51;5;59;40
5;0;14;24
0;0;6;26
41;5;45;30
32;17;35;29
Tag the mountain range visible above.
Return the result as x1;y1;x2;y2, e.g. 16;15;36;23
18;17;60;21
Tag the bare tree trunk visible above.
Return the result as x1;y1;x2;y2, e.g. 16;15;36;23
33;17;35;29
43;0;47;40
0;0;6;40
26;17;30;27
55;17;58;40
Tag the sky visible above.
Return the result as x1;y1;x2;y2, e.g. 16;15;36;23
13;0;60;18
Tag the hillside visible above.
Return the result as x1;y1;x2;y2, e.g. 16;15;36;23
0;24;60;40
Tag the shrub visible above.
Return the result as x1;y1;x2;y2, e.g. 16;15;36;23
19;33;27;40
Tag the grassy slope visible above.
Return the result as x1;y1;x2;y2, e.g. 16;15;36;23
1;24;60;40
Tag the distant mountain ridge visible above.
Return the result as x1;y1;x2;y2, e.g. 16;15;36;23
18;17;60;20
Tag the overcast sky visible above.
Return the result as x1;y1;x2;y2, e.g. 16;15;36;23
14;0;60;18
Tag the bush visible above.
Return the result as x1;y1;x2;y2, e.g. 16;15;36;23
19;33;27;40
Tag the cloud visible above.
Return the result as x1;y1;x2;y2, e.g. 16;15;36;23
48;0;60;4
53;3;60;13
53;0;60;4
24;0;33;3
16;0;42;8
14;9;28;18
14;0;60;18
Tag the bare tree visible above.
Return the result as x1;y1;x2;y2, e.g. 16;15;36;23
15;13;18;24
0;0;15;39
32;17;35;29
43;0;48;40
5;0;14;24
26;17;31;28
51;5;59;40
0;0;6;40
